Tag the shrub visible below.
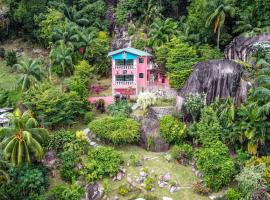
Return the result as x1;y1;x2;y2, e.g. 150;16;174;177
89;117;140;145
184;93;204;122
226;188;241;200
47;129;76;153
195;106;222;145
160;115;187;144
84;111;95;123
236;165;267;200
95;99;105;113
171;144;193;165
195;142;235;191
137;92;156;111
0;47;5;58
192;181;211;195
47;181;84;200
108;100;132;117
0;89;21;107
81;147;123;181
6;51;17;67
144;176;156;191
118;185;129;196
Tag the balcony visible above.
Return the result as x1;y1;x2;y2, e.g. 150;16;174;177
147;62;155;70
115;81;135;86
115;65;134;69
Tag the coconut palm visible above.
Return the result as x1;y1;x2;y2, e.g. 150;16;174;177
49;41;74;77
206;3;235;49
0;109;49;166
13;58;45;91
149;18;179;47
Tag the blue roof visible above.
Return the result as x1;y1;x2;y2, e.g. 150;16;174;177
108;47;152;57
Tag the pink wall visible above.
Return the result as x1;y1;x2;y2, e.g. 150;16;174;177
137;56;148;89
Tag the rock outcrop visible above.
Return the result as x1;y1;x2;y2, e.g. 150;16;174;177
176;59;251;112
140;107;174;152
225;34;270;62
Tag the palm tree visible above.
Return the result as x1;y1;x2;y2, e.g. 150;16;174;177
13;58;45;91
76;28;97;59
49;41;74;77
0;109;49;166
206;3;235;49
149;18;179;47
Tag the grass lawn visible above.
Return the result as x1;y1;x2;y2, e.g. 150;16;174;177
101;145;210;200
0;60;19;89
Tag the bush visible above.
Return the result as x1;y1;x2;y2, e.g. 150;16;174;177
108;100;132;117
118;185;129;196
47;129;76;153
0;47;5;58
84;111;95;123
160;115;187;144
184;93;204;122
95;99;105;113
226;188;241;200
144;176;156;191
171;144;193;165
47;181;84;200
192;181;211;195
81;147;123;181
195;106;222;145
195;142;235;191
6;51;17;67
89;117;140;145
137;92;156;111
0;89;21;107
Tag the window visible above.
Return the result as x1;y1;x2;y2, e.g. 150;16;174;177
115;59;133;66
139;58;144;63
139;73;144;78
116;75;134;81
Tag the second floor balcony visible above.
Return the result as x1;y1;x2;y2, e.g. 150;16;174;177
114;59;135;69
115;64;134;69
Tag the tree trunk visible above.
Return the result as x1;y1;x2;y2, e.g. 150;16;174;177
217;26;221;49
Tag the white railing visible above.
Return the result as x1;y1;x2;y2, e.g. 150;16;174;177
147;63;155;69
115;81;135;85
115;65;134;69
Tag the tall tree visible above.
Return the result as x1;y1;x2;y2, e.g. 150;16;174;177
0;110;49;165
206;2;234;49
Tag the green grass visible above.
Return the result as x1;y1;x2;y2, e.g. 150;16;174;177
0;60;19;90
101;145;210;200
154;98;176;107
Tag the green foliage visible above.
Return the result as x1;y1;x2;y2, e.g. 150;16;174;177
0;48;5;58
6;51;17;67
0;165;48;200
195;106;222;145
0;109;49;165
108;100;132;117
137;92;157;111
0;89;21;107
170;144;193;164
81;147;123;181
84;111;95;124
226;188;241;200
23;84;87;128
184;93;204;122
118;185;129;196
47;181;84;200
88;117;140;145
47;129;76;153
236;164;267;200
160;115;187;144
192;181;211;195
195;142;235;191
197;44;224;60
115;0;138;25
144;176;156;191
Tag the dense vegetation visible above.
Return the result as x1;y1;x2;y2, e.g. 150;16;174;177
0;0;270;199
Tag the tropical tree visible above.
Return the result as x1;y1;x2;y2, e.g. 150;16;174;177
149;18;179;47
206;3;235;49
49;41;74;77
13;58;45;91
76;28;97;59
0;109;49;165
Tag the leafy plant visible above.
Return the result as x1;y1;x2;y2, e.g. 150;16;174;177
170;144;193;164
108;100;132;117
160;115;187;144
195;141;235;191
192;181;211;195
88;117;140;145
184;93;204;122
0;109;49;165
226;188;241;200
0;48;5;58
84;112;95;123
81;147;122;181
118;185;129;196
6;51;17;67
137;92;156;111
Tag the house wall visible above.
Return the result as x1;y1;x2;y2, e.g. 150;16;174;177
137;56;148;93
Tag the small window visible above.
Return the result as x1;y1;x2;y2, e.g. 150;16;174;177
139;58;144;63
139;73;144;78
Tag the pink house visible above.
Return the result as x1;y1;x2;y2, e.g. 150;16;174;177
108;47;169;96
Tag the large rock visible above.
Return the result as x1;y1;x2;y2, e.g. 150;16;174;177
140;107;174;152
176;59;250;112
85;183;103;200
225;34;270;62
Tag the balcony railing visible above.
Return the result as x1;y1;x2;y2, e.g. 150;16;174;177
147;63;155;69
115;81;135;85
115;65;134;69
